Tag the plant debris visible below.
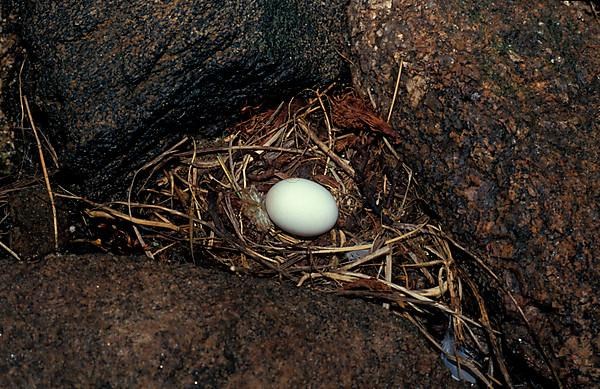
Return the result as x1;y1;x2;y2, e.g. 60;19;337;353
64;89;514;386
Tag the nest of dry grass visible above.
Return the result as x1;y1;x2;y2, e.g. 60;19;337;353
68;89;512;386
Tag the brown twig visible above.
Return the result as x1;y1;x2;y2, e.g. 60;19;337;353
23;96;58;252
386;59;404;123
0;240;22;261
296;120;355;177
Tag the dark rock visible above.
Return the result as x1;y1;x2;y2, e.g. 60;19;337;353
9;0;348;196
0;7;23;176
0;254;465;387
348;0;599;386
8;185;77;258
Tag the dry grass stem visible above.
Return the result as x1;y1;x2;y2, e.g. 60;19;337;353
0;240;22;261
23;96;58;251
386;59;404;123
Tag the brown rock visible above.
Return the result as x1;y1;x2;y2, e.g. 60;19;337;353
8;185;75;258
0;254;465;387
348;0;599;386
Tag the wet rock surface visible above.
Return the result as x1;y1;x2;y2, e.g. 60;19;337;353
0;254;463;387
349;0;599;385
8;0;348;196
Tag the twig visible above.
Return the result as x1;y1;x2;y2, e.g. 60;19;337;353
463;275;513;388
383;249;393;309
449;237;563;389
23;97;58;252
297;120;355;177
188;139;198;262
401;313;498;387
0;240;22;261
18;59;26;130
127;136;189;218
316;92;334;176
133;225;154;260
386;59;404;123
86;209;181;231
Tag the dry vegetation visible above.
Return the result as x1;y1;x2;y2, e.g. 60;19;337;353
50;88;521;386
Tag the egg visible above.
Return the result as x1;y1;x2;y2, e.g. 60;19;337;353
265;178;338;237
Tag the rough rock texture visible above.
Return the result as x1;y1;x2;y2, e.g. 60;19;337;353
0;2;29;176
348;0;599;386
7;184;86;258
0;8;22;176
0;254;465;387
9;0;348;196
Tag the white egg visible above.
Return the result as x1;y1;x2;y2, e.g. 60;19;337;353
265;178;338;237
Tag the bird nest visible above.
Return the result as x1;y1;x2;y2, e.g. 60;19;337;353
80;90;510;386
